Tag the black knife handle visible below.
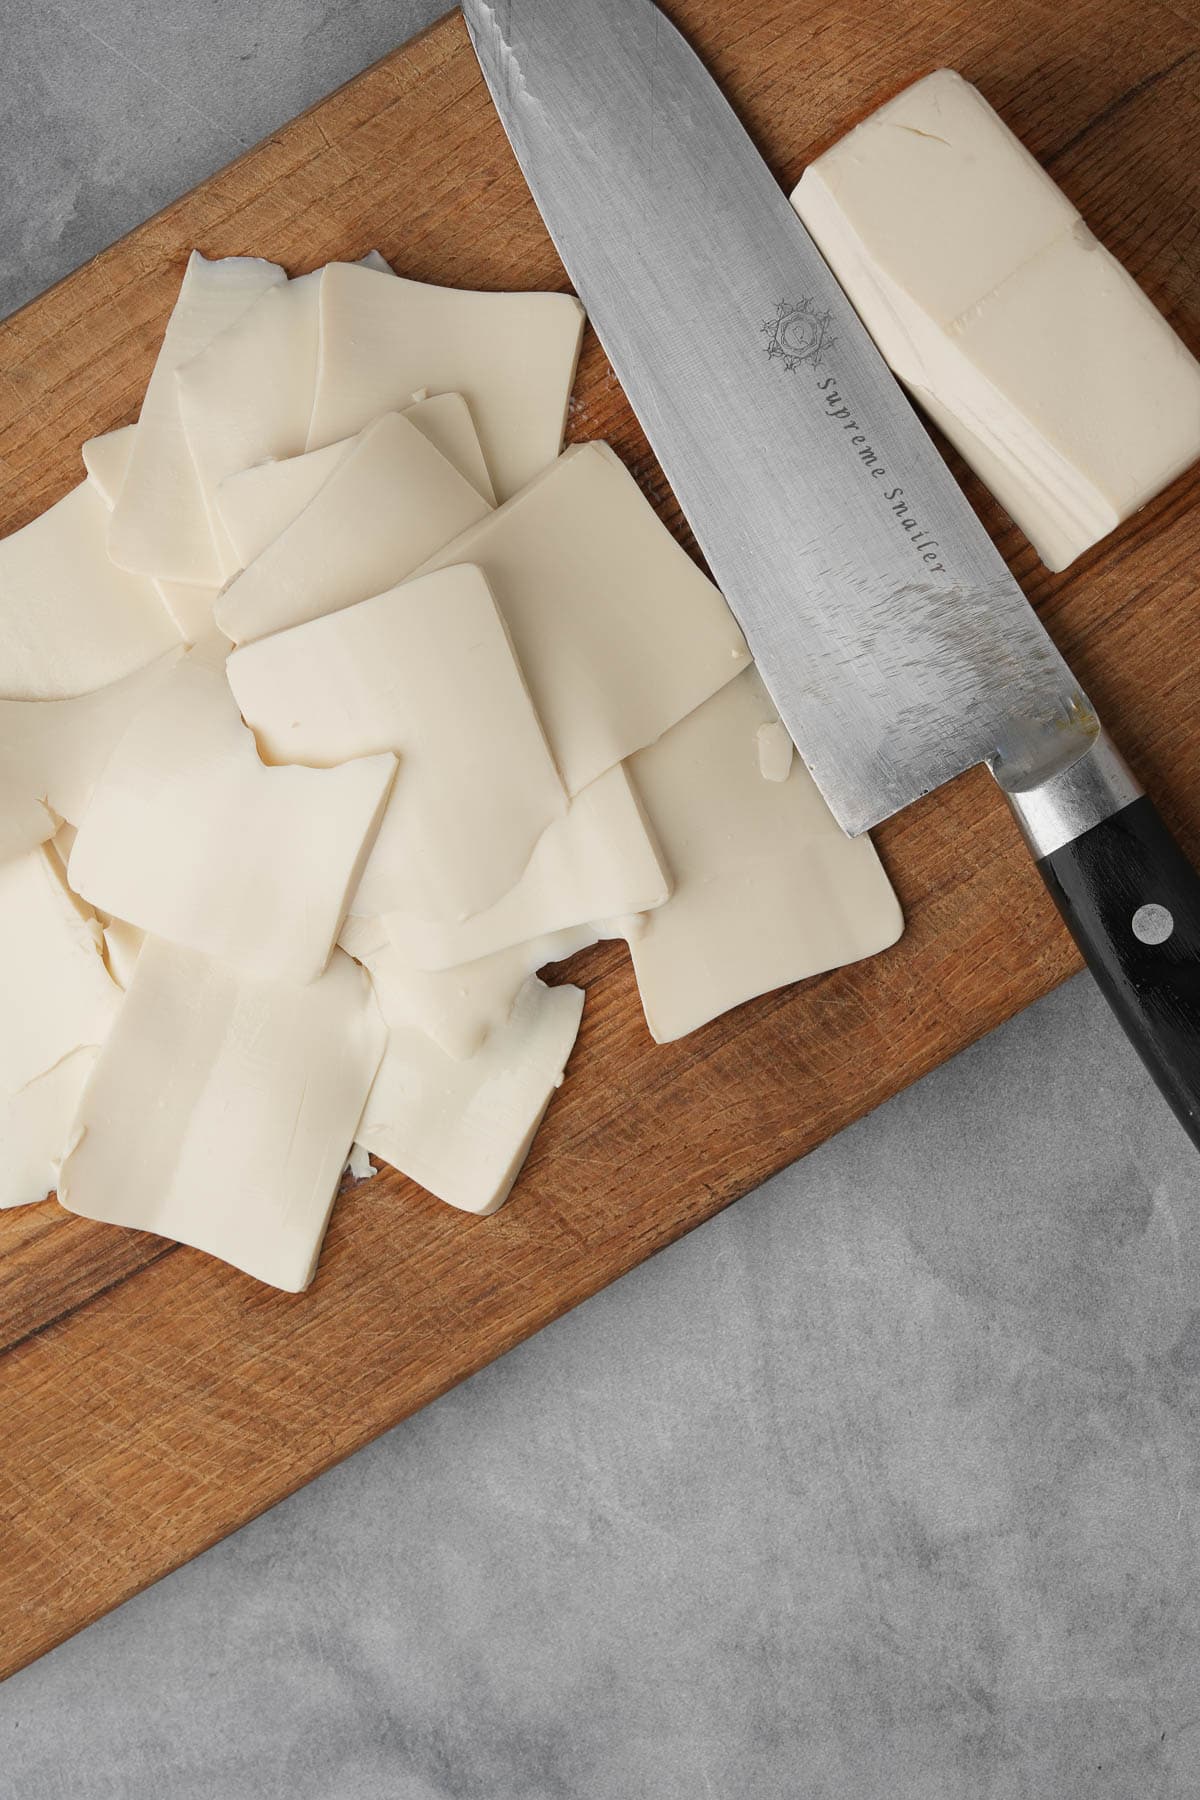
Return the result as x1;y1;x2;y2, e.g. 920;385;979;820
1001;731;1200;1148
1035;795;1200;1146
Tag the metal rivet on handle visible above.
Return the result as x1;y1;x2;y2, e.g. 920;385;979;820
1132;903;1175;946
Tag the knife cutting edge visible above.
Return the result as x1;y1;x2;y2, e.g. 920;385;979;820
462;0;1200;1146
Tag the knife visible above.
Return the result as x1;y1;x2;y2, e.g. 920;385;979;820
462;0;1200;1146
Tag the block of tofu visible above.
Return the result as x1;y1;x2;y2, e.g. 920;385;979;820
107;251;285;585
227;565;567;919
0;651;183;863
213;394;496;571
308;263;585;499
58;940;386;1290
414;442;752;794
346;924;596;1060
83;422;223;646
357;967;584;1216
383;762;669;969
792;69;1200;570
214;411;493;644
0;477;179;700
0;847;121;1208
626;666;903;1042
68;654;396;983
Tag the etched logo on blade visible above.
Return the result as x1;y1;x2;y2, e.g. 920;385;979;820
762;297;947;575
761;297;836;371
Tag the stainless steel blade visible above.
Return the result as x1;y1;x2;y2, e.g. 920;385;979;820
462;0;1095;834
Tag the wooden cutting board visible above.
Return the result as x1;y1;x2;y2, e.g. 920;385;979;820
2;0;1198;1682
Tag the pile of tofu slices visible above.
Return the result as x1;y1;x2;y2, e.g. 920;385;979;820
0;251;901;1291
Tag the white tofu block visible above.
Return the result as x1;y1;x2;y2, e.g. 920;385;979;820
627;666;903;1042
357;969;584;1216
799;69;1076;328
214;411;492;645
68;654;396;983
213;393;496;572
58;940;386;1290
792;69;1200;570
0;478;179;700
383;763;669;969
0;848;121;1208
956;223;1200;526
308;262;585;500
83;422;222;646
107;251;285;585
0;651;183;864
414;442;752;795
349;925;595;1061
227;565;566;920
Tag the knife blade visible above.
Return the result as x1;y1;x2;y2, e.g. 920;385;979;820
463;0;1200;1146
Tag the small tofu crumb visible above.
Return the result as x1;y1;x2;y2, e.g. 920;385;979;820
756;720;794;783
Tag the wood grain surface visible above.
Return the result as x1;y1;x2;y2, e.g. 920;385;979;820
2;0;1199;1681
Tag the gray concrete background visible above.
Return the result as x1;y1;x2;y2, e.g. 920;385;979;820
3;4;1199;1795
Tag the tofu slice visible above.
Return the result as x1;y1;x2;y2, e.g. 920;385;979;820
83;423;222;647
81;422;138;509
382;762;669;969
68;653;397;984
214;441;348;570
344;924;596;1061
403;393;497;505
626;666;903;1042
0;651;182;864
102;918;145;990
308;262;585;499
0;478;179;700
176;272;327;578
415;442;751;794
58;940;386;1290
213;393;495;572
107;252;285;585
792;69;1200;570
214;411;493;644
173;255;406;580
0;847;121;1208
3;1051;101;1214
227;565;567;920
357;969;584;1216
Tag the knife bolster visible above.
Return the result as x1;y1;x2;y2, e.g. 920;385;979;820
998;730;1143;858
